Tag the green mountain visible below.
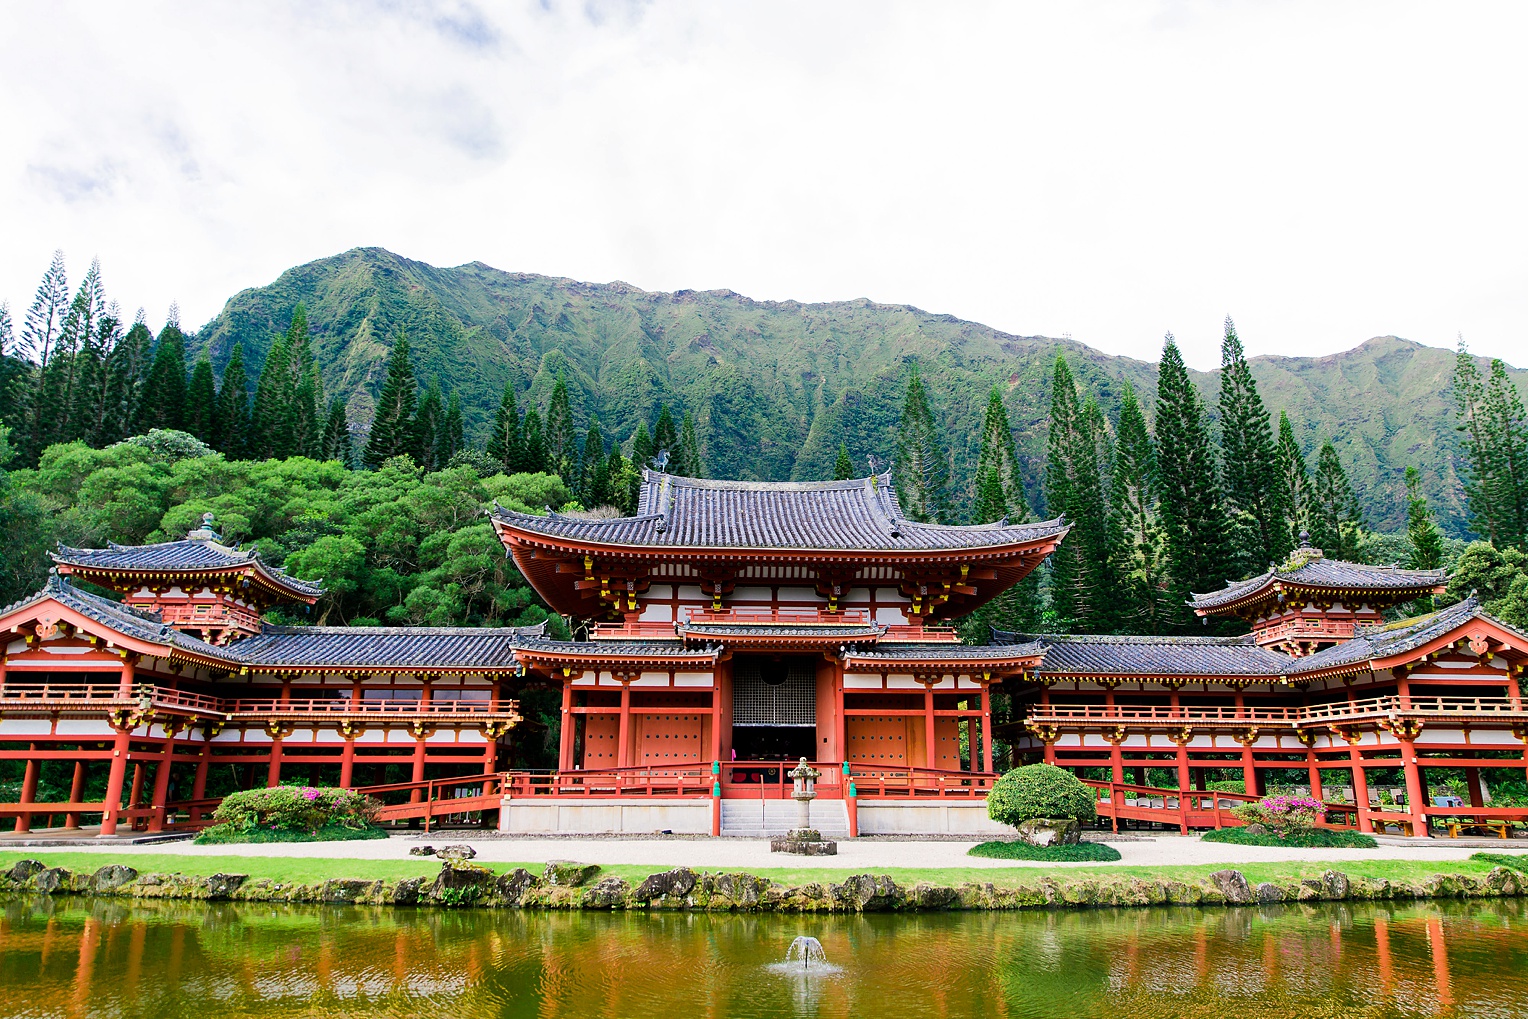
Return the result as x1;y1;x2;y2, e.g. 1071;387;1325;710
192;247;1525;537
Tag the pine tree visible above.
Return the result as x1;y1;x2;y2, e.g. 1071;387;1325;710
185;355;218;442
1043;358;1115;631
833;443;854;480
1308;440;1364;559
1455;340;1528;549
15;252;74;460
544;377;578;483
246;329;289;459
579;418;610;506
676;411;702;477
1153;333;1230;629
894;364;952;523
213;342;249;457
968;388;1041;635
18;250;69;366
975;386;1025;515
652;405;679;466
1218;317;1290;572
69;301;120;448
1404;466;1444;570
414;378;443;469
520;406;547;473
437;391;463;467
485;381;522;473
362;332;418;469
0;303;20;430
1108;382;1168;633
105;313;153;443
138;321;188;432
631;421;655;471
1274;410;1310;554
321;395;353;467
608;447;640;514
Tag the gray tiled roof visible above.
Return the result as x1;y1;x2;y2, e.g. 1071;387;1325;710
992;628;1293;677
53;538;325;598
515;636;720;659
1290;597;1509;673
1;574;242;663
681;621;886;640
1190;553;1445;611
495;471;1067;552
235;622;548;670
844;640;1049;661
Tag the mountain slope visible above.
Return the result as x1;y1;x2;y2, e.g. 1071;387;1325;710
192;247;1524;536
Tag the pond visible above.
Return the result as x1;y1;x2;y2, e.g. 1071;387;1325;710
1;897;1525;1018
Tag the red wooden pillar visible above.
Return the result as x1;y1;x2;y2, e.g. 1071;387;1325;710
266;736;284;787
1240;742;1256;796
13;745;39;833
1307;749;1324;801
147;727;177;832
980;682;994;774
1464;766;1484;808
834;666;847;767
190;740;211;822
64;760;85;829
99;727;133;836
1349;744;1374;833
1401;737;1429;836
410;680;433;802
559;681;575;772
339;737;357;789
129;763;146;811
923;682;937;770
710;680;723;765
617;681;632;769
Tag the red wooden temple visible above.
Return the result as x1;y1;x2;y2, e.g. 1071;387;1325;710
2;472;1526;838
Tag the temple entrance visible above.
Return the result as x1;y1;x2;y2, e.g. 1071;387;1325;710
730;654;816;762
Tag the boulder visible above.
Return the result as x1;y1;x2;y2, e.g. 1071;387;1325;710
1321;870;1350;900
430;862;495;904
435;844;477;861
34;868;71;894
708;872;773;908
1245;823;1269;836
391;877;427;905
633;868;698;902
543;861;601;887
1015;818;1081;846
7;860;45;883
319;879;378;904
495;868;540;905
581;877;631;909
1254;882;1287;904
408;846;435;857
907;883;959;910
770;836;838;855
204;874;247;900
1298;879;1323;902
1481;866;1520;897
830;873;903;912
90;865;139;893
1209;869;1253;905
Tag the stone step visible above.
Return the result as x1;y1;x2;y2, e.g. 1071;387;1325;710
719;799;848;836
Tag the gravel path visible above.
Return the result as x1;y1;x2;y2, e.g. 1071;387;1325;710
22;834;1528;871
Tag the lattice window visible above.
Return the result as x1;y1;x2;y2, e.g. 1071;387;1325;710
732;657;816;727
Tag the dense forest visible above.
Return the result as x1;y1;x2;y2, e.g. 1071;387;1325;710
2;251;1526;636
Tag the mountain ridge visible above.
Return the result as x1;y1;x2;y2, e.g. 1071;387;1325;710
190;247;1525;537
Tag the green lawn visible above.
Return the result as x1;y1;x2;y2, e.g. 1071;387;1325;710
0;850;1522;891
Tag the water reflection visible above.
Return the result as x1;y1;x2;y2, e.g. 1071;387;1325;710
1;895;1525;1018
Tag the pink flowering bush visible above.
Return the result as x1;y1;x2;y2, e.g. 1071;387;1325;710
1232;794;1324;836
202;785;380;839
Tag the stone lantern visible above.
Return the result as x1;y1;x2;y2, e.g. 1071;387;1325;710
772;757;836;856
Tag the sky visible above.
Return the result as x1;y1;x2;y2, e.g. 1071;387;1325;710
1;1;1524;370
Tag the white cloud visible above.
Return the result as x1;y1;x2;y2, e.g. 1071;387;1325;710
1;0;1523;370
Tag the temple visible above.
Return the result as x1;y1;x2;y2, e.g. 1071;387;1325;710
2;471;1525;839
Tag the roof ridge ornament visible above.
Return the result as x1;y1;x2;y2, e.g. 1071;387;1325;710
187;511;222;543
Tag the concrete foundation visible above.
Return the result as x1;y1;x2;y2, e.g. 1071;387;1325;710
499;797;712;834
855;801;1019;836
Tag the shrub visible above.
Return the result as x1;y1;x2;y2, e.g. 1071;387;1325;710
1202;827;1376;849
986;763;1097;828
196;785;382;844
1232;794;1323;835
968;839;1122;862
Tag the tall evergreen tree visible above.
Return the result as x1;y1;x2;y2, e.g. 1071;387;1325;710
975;386;1025;515
631;420;655;471
579;418;610;506
1307;440;1363;559
833;443;854;480
213;342;249;457
1153;333;1230;628
362;332;418;469
894;364;952;523
18;250;69;366
414;378;443;469
676;411;703;477
608;447;639;513
520;406;547;473
437;391;463;467
1274;410;1310;554
1218;317;1290;571
103;313;152;444
966;386;1042;635
246;327;289;458
185;355;218;443
321;396;353;467
1108;382;1168;633
485;381;523;473
1454;339;1528;549
1043;357;1115;631
1404;467;1444;571
652;405;679;465
544;378;578;483
138;320;188;432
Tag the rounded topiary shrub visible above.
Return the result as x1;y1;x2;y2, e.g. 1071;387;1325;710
986;763;1097;828
195;785;384;844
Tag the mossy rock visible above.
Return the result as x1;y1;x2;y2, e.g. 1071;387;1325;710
542;861;601;887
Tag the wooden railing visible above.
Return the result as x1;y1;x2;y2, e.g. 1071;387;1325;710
1081;778;1361;833
686;607;873;625
846;765;997;799
507;765;716;798
0;682;224;714
225;697;517;717
1029;695;1527;729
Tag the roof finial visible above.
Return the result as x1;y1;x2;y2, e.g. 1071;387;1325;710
1298;529;1311;549
653;449;670;473
187;512;221;543
866;454;881;475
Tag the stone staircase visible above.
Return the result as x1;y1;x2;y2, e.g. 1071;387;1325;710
719;798;849;838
